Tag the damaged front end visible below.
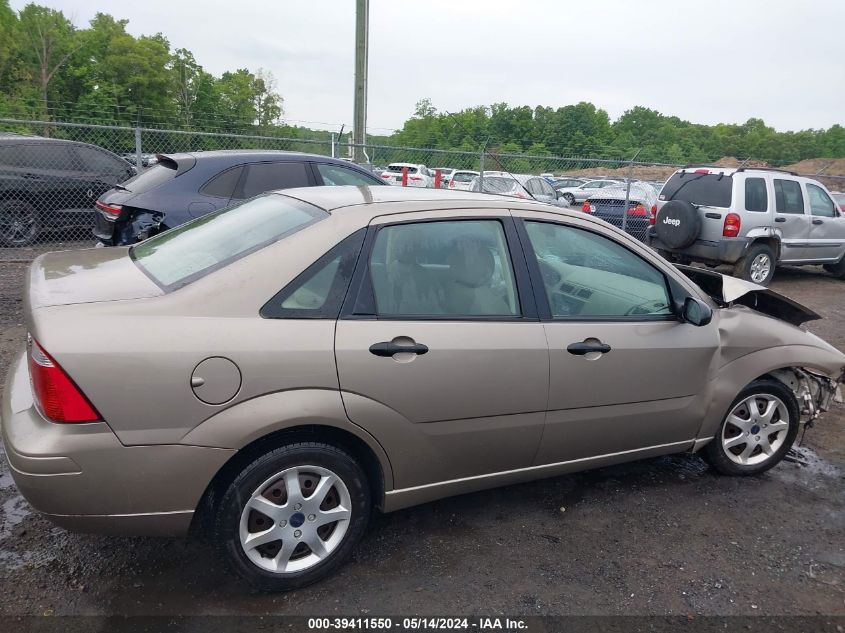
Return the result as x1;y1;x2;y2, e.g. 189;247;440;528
675;264;820;326
769;368;844;427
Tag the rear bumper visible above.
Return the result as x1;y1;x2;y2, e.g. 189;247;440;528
1;349;234;536
646;229;751;264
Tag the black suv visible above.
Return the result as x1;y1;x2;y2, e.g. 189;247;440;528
0;134;134;246
94;151;386;246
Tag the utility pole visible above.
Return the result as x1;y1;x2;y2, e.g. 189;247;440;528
353;0;369;164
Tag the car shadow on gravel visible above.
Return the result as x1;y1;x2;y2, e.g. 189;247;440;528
2;444;842;616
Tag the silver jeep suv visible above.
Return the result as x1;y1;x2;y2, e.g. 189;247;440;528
647;166;845;285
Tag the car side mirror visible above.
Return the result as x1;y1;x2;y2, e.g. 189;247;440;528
681;296;713;326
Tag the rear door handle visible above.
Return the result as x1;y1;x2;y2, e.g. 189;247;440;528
369;342;429;357
775;217;786;223
567;341;612;355
812;219;824;225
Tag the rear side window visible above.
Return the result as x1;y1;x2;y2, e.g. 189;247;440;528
131;194;326;289
200;166;244;198
807;184;836;217
237;162;310;199
774;179;804;215
123;162;178;194
261;229;366;319
744;177;768;212
452;172;476;183
661;172;733;207
315;163;381;186
73;146;127;179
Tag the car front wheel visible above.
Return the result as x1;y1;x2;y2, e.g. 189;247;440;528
215;442;371;591
704;379;799;476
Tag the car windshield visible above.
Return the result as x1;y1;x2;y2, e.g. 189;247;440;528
661;172;733;207
131;194;327;289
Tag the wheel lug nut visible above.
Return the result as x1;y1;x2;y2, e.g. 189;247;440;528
294;529;302;538
308;514;316;521
294;503;302;511
755;436;760;441
279;520;286;527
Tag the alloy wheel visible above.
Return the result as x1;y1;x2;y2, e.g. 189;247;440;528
239;465;352;574
749;253;772;284
721;394;790;466
0;200;38;246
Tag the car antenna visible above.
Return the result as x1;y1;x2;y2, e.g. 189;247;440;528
485;150;537;201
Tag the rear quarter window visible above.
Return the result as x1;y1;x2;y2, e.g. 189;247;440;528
660;172;733;208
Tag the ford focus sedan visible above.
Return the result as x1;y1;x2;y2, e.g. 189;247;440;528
2;186;843;591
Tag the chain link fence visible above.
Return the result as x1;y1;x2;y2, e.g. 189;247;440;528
1;117;844;260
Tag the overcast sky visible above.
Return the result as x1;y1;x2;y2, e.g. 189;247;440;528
11;0;845;134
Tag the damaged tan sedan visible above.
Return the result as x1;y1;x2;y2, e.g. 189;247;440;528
2;187;843;591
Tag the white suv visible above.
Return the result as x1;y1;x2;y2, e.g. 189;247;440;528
380;163;433;188
647;166;845;285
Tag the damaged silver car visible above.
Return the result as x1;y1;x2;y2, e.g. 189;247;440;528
2;186;843;591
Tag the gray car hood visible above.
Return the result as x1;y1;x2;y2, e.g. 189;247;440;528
675;265;820;326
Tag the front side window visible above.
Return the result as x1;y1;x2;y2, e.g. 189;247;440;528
745;177;768;212
806;184;837;217
368;220;519;317
236;162;310;199
132;194;326;289
524;221;672;319
774;179;805;215
316;163;380;186
74;146;127;179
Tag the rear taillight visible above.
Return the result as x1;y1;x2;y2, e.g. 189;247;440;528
627;204;647;217
649;204;657;225
582;201;593;213
381;173;390;179
723;213;741;237
95;200;122;216
449;179;455;188
409;176;422;181
28;337;100;423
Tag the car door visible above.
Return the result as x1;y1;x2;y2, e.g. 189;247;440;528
514;210;719;465
773;178;811;262
804;182;845;261
534;178;558;204
72;145;134;209
334;210;549;489
575;181;605;202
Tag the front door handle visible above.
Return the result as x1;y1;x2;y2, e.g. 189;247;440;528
774;217;786;223
812;218;824;225
567;341;612;355
369;341;429;357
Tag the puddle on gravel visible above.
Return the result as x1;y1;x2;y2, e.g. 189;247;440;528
773;445;842;487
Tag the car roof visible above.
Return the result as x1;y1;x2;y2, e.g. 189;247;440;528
276;185;581;217
0;133;93;145
160;149;362;164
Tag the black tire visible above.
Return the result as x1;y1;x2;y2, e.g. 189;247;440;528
215;442;371;591
563;193;575;205
734;242;776;286
654;200;701;248
0;199;38;247
822;258;845;279
704;378;800;476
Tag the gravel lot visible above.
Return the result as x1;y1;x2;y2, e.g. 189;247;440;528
0;248;842;617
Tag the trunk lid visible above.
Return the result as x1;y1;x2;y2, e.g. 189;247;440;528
27;247;163;310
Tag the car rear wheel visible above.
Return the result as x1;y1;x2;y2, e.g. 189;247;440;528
704;379;799;476
0;199;38;247
215;442;371;591
734;243;776;285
